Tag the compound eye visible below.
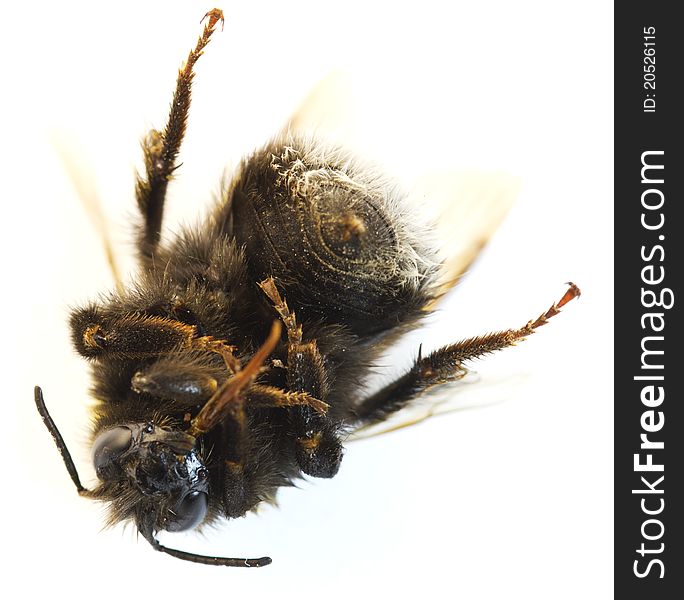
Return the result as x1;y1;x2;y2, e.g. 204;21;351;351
166;491;209;532
93;427;132;480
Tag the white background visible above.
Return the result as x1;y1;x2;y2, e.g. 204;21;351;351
2;1;612;597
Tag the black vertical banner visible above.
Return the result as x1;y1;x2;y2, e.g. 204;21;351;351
615;3;683;597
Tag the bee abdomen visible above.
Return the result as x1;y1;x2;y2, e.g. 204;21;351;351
229;138;438;335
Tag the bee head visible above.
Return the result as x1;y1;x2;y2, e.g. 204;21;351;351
35;386;270;566
92;423;209;533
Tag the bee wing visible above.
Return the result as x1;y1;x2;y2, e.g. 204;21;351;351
285;70;362;143
347;369;528;441
51;129;124;292
408;169;519;307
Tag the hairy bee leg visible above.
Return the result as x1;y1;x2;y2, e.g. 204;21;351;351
215;386;327;518
215;383;329;519
188;322;303;519
352;283;581;425
259;277;343;478
247;384;329;413
219;399;252;518
135;9;224;265
189;321;282;436
258;278;302;344
191;337;241;373
72;312;198;359
131;368;219;404
72;310;239;370
286;341;345;478
188;324;282;518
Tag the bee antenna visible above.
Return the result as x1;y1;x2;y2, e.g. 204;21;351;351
152;539;272;568
138;518;271;568
34;386;96;497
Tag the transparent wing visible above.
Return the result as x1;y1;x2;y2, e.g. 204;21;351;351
347;369;529;441
50;128;124;292
286;70;361;142
409;169;519;307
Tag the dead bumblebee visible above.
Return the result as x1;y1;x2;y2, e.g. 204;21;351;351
35;9;580;567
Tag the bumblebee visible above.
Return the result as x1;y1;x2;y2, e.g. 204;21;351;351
35;8;579;567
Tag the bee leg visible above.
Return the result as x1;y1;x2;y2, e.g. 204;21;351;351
352;283;581;425
195;343;330;517
189;322;281;436
259;278;343;478
191;337;241;373
134;10;224;265
221;385;332;516
185;322;276;518
71;311;199;359
247;385;329;413
219;399;253;518
131;366;219;405
287;342;344;478
71;309;240;371
190;323;323;519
